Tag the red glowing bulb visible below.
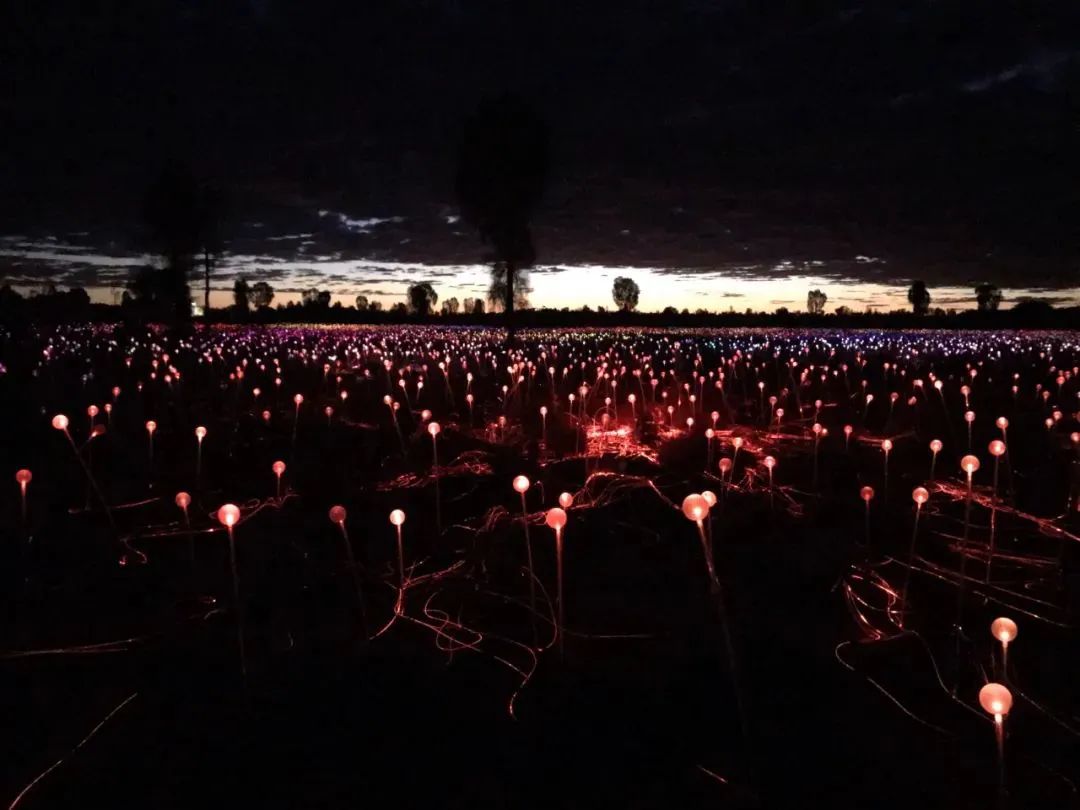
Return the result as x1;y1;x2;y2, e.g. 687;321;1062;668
15;469;32;487
988;440;1006;457
960;455;980;475
329;505;347;524
860;486;874;502
87;404;99;418
681;493;709;522
217;503;240;528
272;460;286;476
991;617;1017;645
718;458;732;474
175;491;191;509
912;487;929;505
978;683;1013;718
545;507;567;530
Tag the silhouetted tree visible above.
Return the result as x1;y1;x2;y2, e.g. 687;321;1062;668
355;294;369;311
142;163;223;322
975;283;1003;311
302;288;331;309
456;93;548;341
233;277;250;315
250;281;274;309
612;276;640;311
441;297;460;315
468;298;484;315
369;300;383;312
907;280;931;315
407;282;438;315
835;305;852;316
390;302;407;315
661;306;678;317
807;289;827;314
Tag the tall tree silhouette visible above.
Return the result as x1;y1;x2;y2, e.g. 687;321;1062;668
456;93;548;341
975;283;1003;311
142;162;224;322
907;280;931;315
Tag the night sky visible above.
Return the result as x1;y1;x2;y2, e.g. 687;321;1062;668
2;1;1077;310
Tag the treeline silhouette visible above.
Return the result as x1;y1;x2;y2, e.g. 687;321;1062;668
1;282;1072;331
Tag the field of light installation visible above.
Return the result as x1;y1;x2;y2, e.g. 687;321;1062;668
2;324;1079;808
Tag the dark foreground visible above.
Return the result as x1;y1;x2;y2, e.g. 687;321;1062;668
1;325;1078;808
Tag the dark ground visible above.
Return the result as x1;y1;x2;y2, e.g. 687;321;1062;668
1;325;1078;809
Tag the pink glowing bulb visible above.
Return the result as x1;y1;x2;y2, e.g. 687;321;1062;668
964;410;975;424
843;425;853;437
545;507;567;530
513;475;530;494
272;460;286;477
763;455;776;471
812;423;822;436
991;617;1017;646
860;485;874;502
930;439;943;454
702;490;717;508
195;426;207;441
732;437;744;450
389;509;406;526
912;487;929;506
978;683;1013;719
52;414;69;431
15;469;32;488
293;394;304;405
558;491;573;509
262;410;271;423
217;503;241;528
87;404;99;418
681;493;709;522
421;409;432;422
882;439;893;453
988;439;1006;457
329;505;347;524
145;420;157;434
961;455;980;475
428;421;441;437
175;491;191;510
995;416;1008;430
718;458;732;475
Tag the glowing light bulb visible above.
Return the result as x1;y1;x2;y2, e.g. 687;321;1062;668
978;683;1012;719
428;421;441;437
912;487;929;506
175;491;191;509
545;507;567;530
702;490;717;508
272;460;286;476
195;426;207;441
329;505;347;524
52;414;69;431
558;491;573;509
718;458;732;475
763;455;776;470
988;439;1005;457
882;439;893;453
991;617;1017;646
860;486;874;502
16;469;32;487
389;509;406;526
217;503;240;528
145;420;157;434
961;455;980;475
513;475;530;494
681;493;709;522
930;439;943;454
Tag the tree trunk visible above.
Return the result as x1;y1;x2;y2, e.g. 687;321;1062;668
204;248;211;323
505;260;515;344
